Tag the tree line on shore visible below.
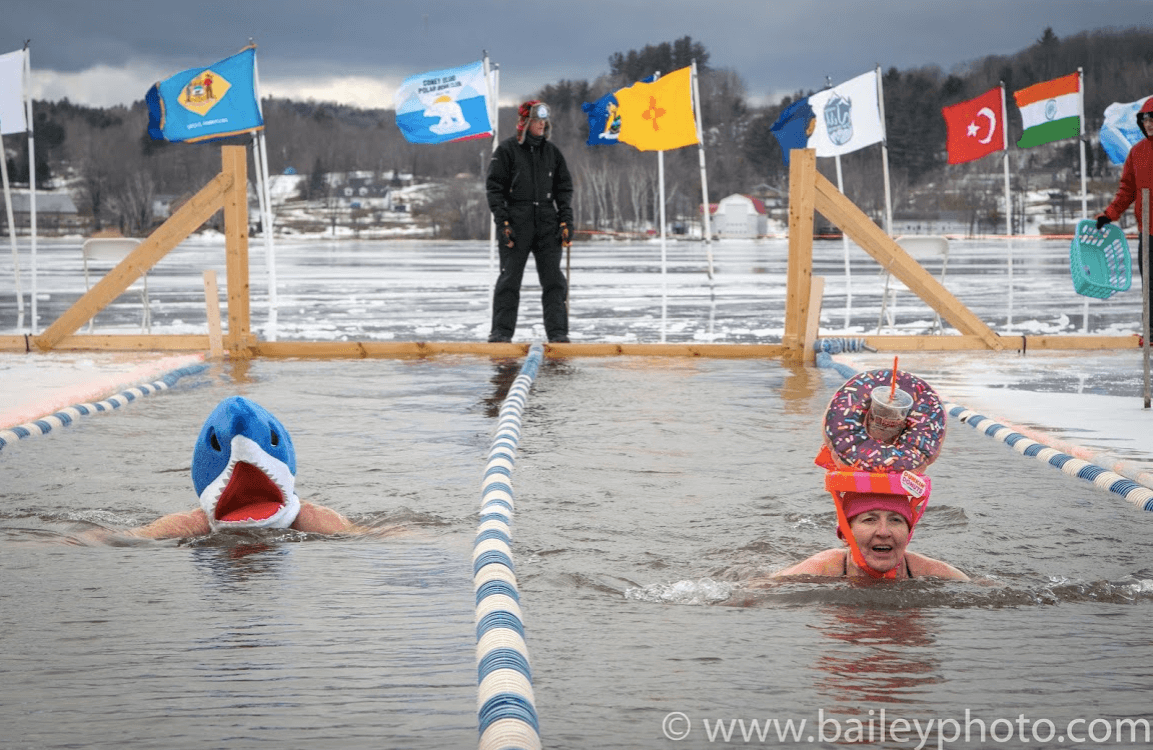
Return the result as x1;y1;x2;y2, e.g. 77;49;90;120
4;27;1151;238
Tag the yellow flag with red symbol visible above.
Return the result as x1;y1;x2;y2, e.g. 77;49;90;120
615;66;699;152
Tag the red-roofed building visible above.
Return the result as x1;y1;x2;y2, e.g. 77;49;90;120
710;194;768;238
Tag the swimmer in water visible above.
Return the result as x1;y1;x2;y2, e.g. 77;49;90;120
130;396;361;539
771;491;969;581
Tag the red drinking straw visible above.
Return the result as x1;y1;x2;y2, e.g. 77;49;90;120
890;356;899;400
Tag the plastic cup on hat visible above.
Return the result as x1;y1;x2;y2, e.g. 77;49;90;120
866;386;914;443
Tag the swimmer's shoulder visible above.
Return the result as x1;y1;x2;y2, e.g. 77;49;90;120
770;548;847;578
292;501;359;534
906;551;970;581
130;508;211;540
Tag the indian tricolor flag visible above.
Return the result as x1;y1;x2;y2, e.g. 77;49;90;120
1014;72;1081;148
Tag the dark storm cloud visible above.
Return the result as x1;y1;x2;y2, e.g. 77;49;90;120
2;0;1150;107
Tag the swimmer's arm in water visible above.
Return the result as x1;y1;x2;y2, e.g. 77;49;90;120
291;501;363;534
129;509;212;540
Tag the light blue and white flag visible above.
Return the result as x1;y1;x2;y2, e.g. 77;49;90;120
0;48;28;135
145;46;263;143
1100;96;1152;165
394;60;493;144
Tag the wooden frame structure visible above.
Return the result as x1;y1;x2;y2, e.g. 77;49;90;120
0;145;1138;362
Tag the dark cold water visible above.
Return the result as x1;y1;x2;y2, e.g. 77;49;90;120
2;356;1151;749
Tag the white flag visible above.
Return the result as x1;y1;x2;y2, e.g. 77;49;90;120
807;69;884;158
0;48;28;135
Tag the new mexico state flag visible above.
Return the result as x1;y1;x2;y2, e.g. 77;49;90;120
1014;72;1081;148
615;66;698;152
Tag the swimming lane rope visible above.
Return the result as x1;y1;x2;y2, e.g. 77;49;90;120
0;364;209;453
815;352;1153;512
474;343;544;750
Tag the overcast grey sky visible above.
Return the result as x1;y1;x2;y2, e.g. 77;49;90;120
3;0;1150;110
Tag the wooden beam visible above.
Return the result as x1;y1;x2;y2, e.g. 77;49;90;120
221;145;251;355
811;170;1004;351
249;341;790;359
803;276;826;365
0;334;1138;357
203;270;225;359
33;171;232;352
783;149;817;360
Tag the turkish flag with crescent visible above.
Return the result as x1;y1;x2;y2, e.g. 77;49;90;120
942;86;1005;164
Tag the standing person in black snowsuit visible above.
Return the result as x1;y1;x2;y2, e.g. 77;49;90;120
485;100;574;343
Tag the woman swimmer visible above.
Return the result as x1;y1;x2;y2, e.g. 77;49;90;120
771;491;968;581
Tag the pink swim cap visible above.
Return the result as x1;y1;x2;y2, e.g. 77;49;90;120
842;491;915;526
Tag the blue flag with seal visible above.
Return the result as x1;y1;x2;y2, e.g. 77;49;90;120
581;74;657;146
394;60;493;144
146;46;263;143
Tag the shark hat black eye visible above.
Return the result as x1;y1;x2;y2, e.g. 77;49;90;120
209;428;222;451
270;428;279;447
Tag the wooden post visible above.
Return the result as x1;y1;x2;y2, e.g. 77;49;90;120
203;269;225;359
221;145;252;356
783;149;816;361
804;276;826;365
34;172;232;351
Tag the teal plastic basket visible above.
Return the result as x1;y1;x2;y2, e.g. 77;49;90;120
1070;219;1132;299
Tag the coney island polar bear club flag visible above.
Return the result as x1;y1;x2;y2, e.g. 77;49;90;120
394;60;493;144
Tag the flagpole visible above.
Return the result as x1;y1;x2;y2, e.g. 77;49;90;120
483;52;499;320
835;153;851;329
1078;67;1091;331
251;47;278;341
690;60;714;279
996;77;1014;330
0;129;22;329
659;147;667;344
877;64;893;235
24;42;37;334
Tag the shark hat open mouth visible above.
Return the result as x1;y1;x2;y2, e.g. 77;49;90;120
214;460;287;523
193;397;301;531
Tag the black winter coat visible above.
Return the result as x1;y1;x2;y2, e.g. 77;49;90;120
486;135;574;237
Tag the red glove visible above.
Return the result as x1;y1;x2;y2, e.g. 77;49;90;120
502;221;514;248
560;222;571;247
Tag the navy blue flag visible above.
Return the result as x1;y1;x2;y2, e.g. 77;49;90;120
769;98;815;166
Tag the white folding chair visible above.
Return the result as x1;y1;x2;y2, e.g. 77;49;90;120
82;238;150;333
877;235;949;334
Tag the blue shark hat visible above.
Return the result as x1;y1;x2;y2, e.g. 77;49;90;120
192;396;301;531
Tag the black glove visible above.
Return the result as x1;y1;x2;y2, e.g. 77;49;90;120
501;221;514;248
1096;214;1111;230
559;222;571;247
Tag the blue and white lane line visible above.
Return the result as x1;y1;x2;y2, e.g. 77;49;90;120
0;364;209;453
474;343;544;750
815;348;1153;512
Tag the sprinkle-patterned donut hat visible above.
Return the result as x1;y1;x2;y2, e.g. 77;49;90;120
822;369;946;473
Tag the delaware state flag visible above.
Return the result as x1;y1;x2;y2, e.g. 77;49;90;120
942;86;1005;164
146;46;263;143
394;60;493;144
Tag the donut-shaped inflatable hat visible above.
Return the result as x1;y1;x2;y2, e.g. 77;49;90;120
822;369;946;473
